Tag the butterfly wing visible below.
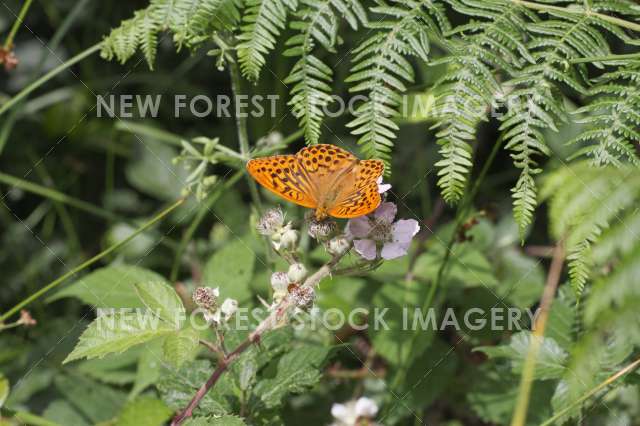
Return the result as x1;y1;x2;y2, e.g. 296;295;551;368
327;159;385;218
246;155;317;208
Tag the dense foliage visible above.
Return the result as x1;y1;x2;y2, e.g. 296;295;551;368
1;0;639;425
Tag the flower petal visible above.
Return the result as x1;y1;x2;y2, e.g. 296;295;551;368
354;239;377;260
377;176;392;194
331;402;357;424
381;241;410;260
391;219;420;243
346;216;372;238
355;397;379;418
374;202;397;223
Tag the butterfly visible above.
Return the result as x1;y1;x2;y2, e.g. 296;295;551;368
246;144;384;220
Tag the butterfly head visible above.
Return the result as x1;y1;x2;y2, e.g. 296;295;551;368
314;207;329;221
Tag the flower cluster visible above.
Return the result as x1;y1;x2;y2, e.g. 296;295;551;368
257;207;299;251
192;286;238;326
330;397;379;426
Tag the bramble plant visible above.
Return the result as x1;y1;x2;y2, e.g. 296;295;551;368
0;0;640;426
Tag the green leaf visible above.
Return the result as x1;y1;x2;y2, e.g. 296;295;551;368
117;396;173;426
203;239;256;303
0;374;8;408
157;360;236;416
125;140;187;200
254;344;329;408
76;347;141;385
475;331;568;380
50;265;166;308
184;416;246;426
163;327;200;368
134;281;185;326
54;372;127;423
130;340;163;398
369;280;433;366
43;400;90;426
64;312;175;363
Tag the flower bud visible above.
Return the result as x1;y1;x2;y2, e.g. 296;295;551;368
256;207;285;236
192;287;219;310
270;272;290;293
287;263;308;282
327;236;350;256
280;228;299;250
220;298;238;321
308;219;337;240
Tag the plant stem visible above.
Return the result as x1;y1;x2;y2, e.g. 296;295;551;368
0;198;185;322
539;355;640;426
511;0;640;32
0;42;102;117
170;171;243;281
3;0;34;50
0;171;119;221
511;240;565;426
570;52;640;64
171;253;345;425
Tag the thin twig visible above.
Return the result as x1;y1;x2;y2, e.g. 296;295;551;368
510;240;565;426
3;0;34;50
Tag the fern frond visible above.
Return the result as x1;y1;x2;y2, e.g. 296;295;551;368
434;0;529;202
101;0;242;69
283;0;366;144
237;0;298;81
569;66;640;166
346;0;448;164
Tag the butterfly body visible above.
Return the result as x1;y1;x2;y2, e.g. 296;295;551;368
246;144;384;220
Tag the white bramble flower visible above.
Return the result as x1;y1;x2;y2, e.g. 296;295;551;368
308;218;337;240
270;272;290;292
279;228;299;250
287;263;308;282
330;397;380;426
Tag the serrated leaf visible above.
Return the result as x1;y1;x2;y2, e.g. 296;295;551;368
254;344;329;408
64;312;175;363
134;281;185;326
184;416;246;426
130;340;164;398
475;331;568;380
50;265;166;308
163;327;200;368
117;396;173;426
203;239;255;303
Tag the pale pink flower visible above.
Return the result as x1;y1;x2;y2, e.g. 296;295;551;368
347;202;420;260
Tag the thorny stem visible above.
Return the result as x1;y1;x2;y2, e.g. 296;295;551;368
171;253;346;426
0;198;185;322
511;240;565;426
3;0;34;50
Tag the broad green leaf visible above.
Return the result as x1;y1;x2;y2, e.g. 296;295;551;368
5;368;54;407
414;245;498;288
184;416;246;426
475;332;568;380
467;366;554;425
254;344;329;408
134;281;185;326
163;327;200;368
369;280;433;366
50;265;166;308
77;346;142;385
203;239;256;303
64;312;174;363
117;396;173;426
43;400;90;426
0;374;8;408
130;340;164;398
125;140;187;200
54;373;127;423
157;360;235;416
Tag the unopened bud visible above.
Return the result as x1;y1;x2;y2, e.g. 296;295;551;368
280;228;299;250
287;263;308;282
328;236;350;256
220;298;238;320
270;272;290;293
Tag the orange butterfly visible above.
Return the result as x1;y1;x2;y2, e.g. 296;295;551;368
246;144;384;220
